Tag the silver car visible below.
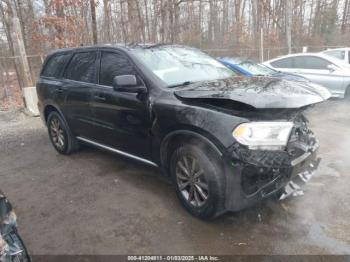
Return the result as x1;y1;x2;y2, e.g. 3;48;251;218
263;53;350;98
322;48;350;65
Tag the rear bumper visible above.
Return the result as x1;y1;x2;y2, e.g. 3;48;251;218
223;139;320;211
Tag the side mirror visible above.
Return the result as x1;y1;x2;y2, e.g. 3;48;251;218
327;64;337;72
113;75;147;93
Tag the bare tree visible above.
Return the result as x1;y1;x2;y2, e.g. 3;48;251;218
90;0;98;44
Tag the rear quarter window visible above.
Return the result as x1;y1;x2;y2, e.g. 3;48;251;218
41;53;71;78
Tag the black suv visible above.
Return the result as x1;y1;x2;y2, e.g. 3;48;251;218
37;44;329;219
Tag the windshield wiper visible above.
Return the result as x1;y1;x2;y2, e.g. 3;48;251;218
167;81;193;88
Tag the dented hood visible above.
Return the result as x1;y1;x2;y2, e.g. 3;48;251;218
174;76;331;109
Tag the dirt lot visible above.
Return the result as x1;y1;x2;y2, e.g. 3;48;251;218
1;100;350;255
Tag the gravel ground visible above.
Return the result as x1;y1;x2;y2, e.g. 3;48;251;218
0;100;350;255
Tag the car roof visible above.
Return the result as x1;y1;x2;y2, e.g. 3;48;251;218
264;52;345;65
46;43;189;57
218;57;256;64
219;57;244;64
323;47;350;52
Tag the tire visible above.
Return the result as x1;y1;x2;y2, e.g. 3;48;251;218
170;142;226;220
47;111;79;155
345;86;350;100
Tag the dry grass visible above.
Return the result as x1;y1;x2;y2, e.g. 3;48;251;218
0;73;24;111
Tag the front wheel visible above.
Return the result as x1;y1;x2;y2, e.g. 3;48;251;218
345;86;350;100
170;143;226;220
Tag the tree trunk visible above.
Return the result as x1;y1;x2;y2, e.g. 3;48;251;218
90;0;98;44
341;0;349;34
103;0;111;42
286;0;292;53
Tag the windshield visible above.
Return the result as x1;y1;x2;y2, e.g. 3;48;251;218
132;46;236;87
239;62;276;76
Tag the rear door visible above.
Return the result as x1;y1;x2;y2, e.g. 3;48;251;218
37;52;72;113
60;51;98;138
90;50;152;159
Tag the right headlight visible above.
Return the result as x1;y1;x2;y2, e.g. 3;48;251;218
232;122;294;150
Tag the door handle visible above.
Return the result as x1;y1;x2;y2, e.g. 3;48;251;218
94;95;107;101
56;87;66;93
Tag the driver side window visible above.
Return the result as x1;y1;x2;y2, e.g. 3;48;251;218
99;52;137;86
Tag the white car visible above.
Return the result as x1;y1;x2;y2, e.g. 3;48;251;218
322;48;350;65
263;53;350;98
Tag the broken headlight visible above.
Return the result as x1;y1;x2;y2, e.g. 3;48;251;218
232;122;293;150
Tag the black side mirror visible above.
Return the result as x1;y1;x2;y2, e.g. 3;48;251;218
113;75;147;94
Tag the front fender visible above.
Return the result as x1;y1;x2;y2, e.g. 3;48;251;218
159;129;224;172
153;99;247;173
154;100;247;149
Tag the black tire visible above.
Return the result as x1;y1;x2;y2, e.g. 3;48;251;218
345;86;350;100
47;111;79;155
170;142;226;220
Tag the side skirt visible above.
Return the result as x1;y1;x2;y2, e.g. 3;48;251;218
76;136;159;168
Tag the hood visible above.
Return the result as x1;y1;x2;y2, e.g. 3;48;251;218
271;72;308;82
174;76;331;109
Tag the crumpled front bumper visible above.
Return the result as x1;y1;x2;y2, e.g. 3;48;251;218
279;146;321;200
223;135;320;212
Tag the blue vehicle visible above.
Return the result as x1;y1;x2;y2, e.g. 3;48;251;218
218;57;308;82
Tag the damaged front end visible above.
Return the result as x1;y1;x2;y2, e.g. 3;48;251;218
173;76;328;211
225;112;320;210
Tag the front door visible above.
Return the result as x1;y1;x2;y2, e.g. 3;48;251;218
90;51;152;159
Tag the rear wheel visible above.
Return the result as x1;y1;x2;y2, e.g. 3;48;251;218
47;111;79;155
345;86;350;100
170;142;226;220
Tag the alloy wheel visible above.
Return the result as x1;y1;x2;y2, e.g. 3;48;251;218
176;155;209;207
50;118;65;150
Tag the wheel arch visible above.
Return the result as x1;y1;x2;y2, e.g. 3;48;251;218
160;129;225;176
345;83;350;98
43;104;64;123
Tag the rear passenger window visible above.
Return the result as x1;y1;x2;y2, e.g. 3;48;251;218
270;58;293;68
64;52;97;83
99;52;136;86
41;53;71;78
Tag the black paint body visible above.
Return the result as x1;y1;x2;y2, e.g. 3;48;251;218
36;44;325;211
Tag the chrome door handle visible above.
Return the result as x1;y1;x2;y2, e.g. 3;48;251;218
94;95;106;101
